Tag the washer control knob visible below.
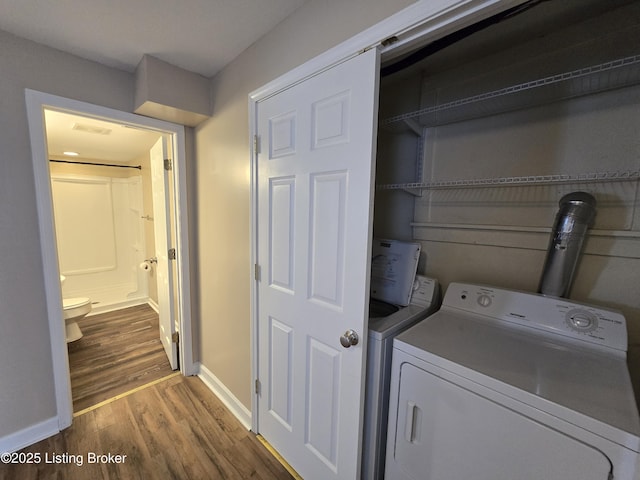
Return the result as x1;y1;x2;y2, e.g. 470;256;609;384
565;309;598;332
572;314;592;328
477;294;492;307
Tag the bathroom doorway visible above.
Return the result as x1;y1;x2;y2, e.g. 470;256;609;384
46;110;162;315
46;109;178;411
26;90;193;429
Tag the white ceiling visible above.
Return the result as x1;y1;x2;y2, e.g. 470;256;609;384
2;0;307;163
45;110;162;164
0;0;307;77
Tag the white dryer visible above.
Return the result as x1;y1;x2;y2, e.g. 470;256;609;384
385;283;640;480
362;239;440;480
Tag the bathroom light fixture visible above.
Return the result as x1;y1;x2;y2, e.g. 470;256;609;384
63;151;79;156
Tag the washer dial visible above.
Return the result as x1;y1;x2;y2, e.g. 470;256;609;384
477;294;492;307
565;308;599;333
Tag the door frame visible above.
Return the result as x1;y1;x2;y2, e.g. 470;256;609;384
249;0;526;432
25;89;194;430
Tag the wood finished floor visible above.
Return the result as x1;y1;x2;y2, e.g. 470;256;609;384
0;375;294;480
68;304;174;412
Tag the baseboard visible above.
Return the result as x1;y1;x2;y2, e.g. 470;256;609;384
0;417;60;454
88;297;149;316
147;298;159;314
195;363;252;430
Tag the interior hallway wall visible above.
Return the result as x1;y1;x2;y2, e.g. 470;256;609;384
0;28;133;441
195;0;417;410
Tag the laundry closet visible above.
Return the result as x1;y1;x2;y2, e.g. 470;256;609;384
251;2;640;478
372;0;640;395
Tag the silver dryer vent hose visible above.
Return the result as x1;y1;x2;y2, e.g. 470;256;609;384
538;191;596;298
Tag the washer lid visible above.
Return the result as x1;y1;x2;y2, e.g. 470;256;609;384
369;304;437;340
394;311;640;451
368;276;440;339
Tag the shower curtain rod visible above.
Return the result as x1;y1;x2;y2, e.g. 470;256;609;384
49;159;142;170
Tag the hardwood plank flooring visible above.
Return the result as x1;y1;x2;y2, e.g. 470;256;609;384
0;376;295;480
68;304;174;412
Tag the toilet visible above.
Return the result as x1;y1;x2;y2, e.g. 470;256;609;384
62;297;92;342
60;275;91;343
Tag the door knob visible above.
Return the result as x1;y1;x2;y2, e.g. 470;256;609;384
340;329;359;348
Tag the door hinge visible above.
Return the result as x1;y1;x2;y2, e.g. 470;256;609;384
164;158;173;171
172;331;179;343
168;248;176;260
254;264;261;281
253;134;260;154
255;378;261;395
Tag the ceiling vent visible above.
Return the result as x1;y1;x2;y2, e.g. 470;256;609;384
72;123;112;135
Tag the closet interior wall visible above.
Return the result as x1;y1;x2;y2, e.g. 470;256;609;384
374;0;640;401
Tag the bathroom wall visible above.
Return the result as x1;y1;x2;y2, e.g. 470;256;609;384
49;161;148;313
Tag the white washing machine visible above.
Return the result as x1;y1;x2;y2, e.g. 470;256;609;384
362;239;440;480
385;283;640;480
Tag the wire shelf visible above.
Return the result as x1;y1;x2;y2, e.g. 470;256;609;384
376;170;640;191
380;55;640;128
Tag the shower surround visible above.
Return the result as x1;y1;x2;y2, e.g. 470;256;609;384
51;172;150;313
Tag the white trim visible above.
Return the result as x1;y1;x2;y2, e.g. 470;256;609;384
147;298;160;314
84;299;148;316
249;0;528;436
0;417;60;454
87;298;150;315
25;91;73;431
171;126;196;376
249;0;524;103
249;98;259;432
195;363;252;430
376;0;525;63
25;89;195;435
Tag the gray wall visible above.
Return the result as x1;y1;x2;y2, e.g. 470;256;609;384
0;29;133;437
0;0;418;444
194;0;416;409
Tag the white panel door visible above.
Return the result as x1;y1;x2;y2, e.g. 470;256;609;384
256;48;380;479
150;137;178;370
